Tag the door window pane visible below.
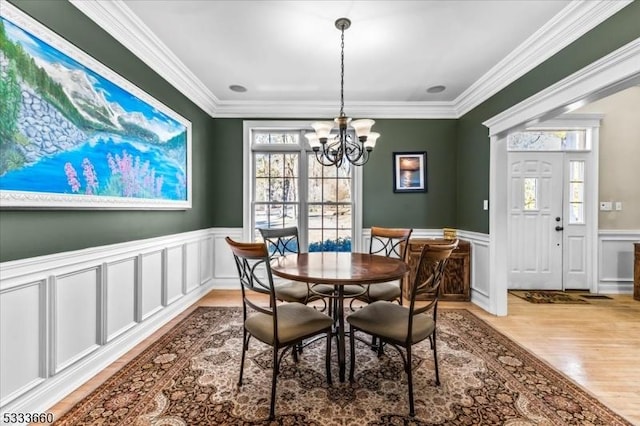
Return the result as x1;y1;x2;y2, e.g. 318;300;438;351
523;178;537;210
568;160;585;224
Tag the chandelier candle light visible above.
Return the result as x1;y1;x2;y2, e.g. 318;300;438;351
305;18;380;167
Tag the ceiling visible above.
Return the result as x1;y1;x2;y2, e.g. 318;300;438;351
70;0;630;118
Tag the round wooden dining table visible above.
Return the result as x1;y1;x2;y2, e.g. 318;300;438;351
270;252;409;382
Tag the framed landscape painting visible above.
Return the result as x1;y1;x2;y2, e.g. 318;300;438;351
0;2;192;209
393;152;427;193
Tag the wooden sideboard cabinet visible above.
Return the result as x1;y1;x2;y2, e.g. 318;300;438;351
634;243;639;301
402;238;471;301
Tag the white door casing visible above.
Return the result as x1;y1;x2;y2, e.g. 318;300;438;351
507;146;596;291
508;153;563;290
484;38;639;315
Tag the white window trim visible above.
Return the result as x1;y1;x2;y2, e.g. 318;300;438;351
242;120;363;252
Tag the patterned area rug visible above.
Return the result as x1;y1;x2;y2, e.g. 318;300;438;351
55;307;632;425
509;290;590;304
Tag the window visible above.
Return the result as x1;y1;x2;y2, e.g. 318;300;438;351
508;130;589;151
523;178;538;210
244;122;361;252
568;160;585;224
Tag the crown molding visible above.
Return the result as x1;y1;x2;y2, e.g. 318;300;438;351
454;0;633;117
70;0;631;120
213;100;458;119
68;0;219;116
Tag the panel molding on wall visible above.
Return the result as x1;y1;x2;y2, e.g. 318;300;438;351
598;229;640;293
0;228;221;416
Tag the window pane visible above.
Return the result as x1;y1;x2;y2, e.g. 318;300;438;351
323;205;338;229
508;130;589;151
254;132;299;144
255;178;269;202
335;178;351;202
270;154;284;177
570;203;584;224
308;178;322;202
282;177;298;202
256;204;299;229
570;182;584;203
255;154;269;178
523;178;537;210
337;205;352;229
570;160;584;181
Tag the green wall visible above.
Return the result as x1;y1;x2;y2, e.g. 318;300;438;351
456;1;640;233
362;119;458;229
0;0;217;261
1;1;639;261
210;118;459;229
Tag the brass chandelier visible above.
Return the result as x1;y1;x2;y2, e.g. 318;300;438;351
305;18;379;167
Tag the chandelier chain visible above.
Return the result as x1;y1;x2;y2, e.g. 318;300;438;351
340;25;345;117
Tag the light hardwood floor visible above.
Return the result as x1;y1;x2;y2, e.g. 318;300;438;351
46;291;640;425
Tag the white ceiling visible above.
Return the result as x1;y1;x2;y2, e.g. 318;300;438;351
70;0;630;118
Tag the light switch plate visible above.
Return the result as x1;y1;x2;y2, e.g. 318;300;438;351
615;202;622;211
483;200;489;210
600;201;612;211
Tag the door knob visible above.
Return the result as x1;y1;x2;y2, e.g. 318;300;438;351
555;226;564;231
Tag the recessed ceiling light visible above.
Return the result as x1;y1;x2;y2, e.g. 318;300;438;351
426;85;446;94
229;85;247;93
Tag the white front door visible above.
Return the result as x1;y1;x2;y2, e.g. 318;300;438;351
508;153;564;290
508;152;592;290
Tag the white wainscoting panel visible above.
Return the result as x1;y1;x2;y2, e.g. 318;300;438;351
598;230;639;293
164;246;184;305
459;230;491;312
105;258;137;343
0;229;217;416
52;268;101;374
184;241;200;294
200;237;213;285
212;229;244;289
0;281;45;407
139;251;163;321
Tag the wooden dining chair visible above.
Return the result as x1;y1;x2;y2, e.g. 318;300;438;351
343;226;413;306
347;239;458;417
226;236;333;421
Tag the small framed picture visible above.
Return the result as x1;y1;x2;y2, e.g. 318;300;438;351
393;152;427;193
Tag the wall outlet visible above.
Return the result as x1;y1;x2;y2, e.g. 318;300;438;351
615;201;623;211
599;201;612;211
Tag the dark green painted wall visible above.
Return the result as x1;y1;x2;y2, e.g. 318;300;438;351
456;1;640;233
362;119;458;229
0;0;217;261
209;118;459;229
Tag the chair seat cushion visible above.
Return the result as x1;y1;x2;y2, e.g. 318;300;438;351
347;301;434;344
246;302;333;345
361;281;401;302
275;281;334;303
342;284;367;296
